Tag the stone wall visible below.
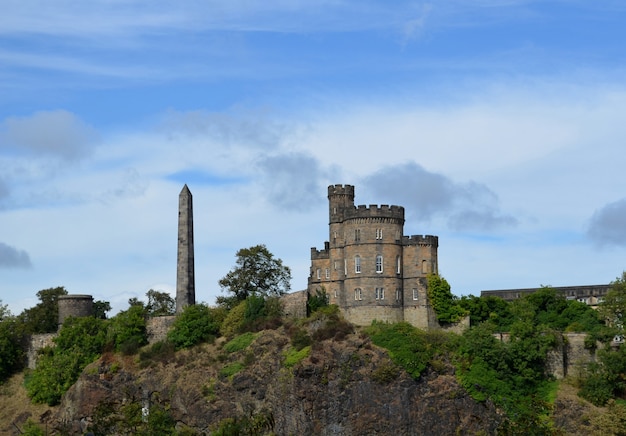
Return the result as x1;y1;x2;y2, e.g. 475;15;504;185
147;316;176;344
27;333;56;369
281;290;308;319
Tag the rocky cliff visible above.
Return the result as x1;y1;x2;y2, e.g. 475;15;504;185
54;325;502;435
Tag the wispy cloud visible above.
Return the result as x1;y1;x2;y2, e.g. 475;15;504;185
0;242;32;269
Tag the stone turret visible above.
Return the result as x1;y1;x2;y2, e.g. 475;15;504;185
58;294;93;327
176;184;195;313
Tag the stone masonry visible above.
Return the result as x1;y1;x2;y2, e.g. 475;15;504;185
176;184;195;313
308;184;440;328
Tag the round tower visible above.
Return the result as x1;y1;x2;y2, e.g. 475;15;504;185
58;294;94;327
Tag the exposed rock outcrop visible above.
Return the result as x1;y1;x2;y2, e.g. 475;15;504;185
56;328;502;435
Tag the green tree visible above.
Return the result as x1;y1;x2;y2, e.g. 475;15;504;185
107;304;148;354
307;288;329;315
19;286;68;333
427;274;467;323
93;300;112;319
0;314;26;382
599;271;626;335
167;303;220;349
219;244;291;301
146;289;175;317
26;316;108;406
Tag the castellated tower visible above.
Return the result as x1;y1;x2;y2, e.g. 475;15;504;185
176;184;195;313
308;184;439;328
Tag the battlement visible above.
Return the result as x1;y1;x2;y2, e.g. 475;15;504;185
310;245;330;260
328;184;355;198
403;235;439;247
345;204;405;221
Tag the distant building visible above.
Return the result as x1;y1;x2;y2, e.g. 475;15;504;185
307;184;445;329
481;284;611;307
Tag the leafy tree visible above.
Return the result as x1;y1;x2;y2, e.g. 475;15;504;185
107;304;148;354
459;294;513;328
0;314;26;382
93;300;112;319
19;286;68;333
219;244;291;301
427;274;467;323
167;303;221;349
26;316;108;406
307;288;329;315
599;271;626;335
146;289;175;317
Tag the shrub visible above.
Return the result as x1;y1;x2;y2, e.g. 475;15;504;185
219;362;245;379
223;332;256;353
289;326;312;351
283;345;311;368
365;322;433;379
168;304;220;350
371;361;399;384
107;305;147;354
139;340;176;367
26;316;109;405
307;288;329;315
220;300;247;338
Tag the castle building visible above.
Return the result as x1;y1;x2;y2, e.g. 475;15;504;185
308;185;440;328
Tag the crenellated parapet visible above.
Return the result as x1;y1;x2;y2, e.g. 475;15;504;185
344;204;405;223
403;235;439;247
328;184;355;198
311;246;330;260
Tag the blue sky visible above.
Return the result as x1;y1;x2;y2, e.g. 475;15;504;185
2;1;626;315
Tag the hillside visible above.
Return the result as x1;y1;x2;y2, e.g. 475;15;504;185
2;314;620;435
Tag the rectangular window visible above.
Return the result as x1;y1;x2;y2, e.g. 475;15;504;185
395;288;401;301
375;288;385;300
375;228;383;240
316;269;321;279
412;289;418;301
325;268;330;279
355;256;361;273
396;256;401;274
354;288;362;300
375;255;383;273
355;229;361;242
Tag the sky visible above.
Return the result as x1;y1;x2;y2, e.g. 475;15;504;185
2;1;626;315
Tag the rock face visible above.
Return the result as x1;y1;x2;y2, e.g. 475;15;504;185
56;328;502;435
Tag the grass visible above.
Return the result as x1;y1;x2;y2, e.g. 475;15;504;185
283;346;311;368
219;362;245;379
223;332;256;353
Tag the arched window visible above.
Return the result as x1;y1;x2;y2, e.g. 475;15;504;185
354;288;362;300
376;255;383;273
355;255;361;273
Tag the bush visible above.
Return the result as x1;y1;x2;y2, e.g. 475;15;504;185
219;361;245;379
283;345;311;368
107;305;148;354
365;322;434;379
168;304;221;350
139;340;177;367
307;288;329;315
26;316;109;405
220;300;247;338
223;332;256;353
0;317;26;382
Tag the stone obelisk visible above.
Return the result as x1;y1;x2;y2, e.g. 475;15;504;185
176;184;195;313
